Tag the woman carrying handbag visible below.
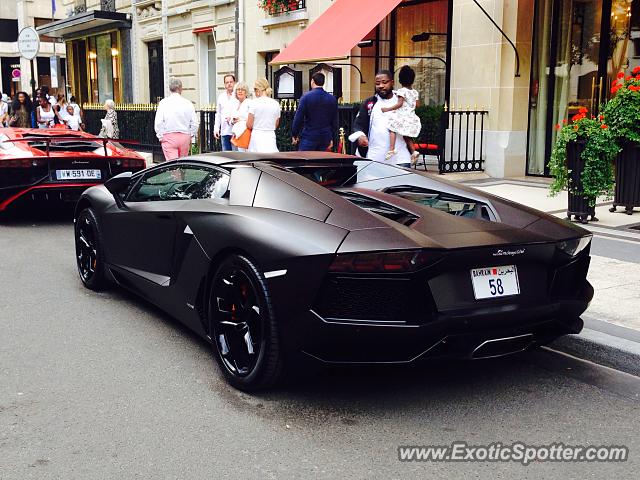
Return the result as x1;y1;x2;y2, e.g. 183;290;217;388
230;81;252;151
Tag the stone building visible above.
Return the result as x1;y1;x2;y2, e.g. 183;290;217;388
1;0;66;98
37;0;237;105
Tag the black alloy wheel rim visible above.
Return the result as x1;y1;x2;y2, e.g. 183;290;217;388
76;216;98;282
211;267;264;377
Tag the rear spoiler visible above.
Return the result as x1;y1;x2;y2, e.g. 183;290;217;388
0;136;140;158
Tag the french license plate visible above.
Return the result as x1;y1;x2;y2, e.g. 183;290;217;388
56;169;101;180
470;265;520;299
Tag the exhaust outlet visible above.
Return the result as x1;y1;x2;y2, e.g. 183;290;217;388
472;333;534;359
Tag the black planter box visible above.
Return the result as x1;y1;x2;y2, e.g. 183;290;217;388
610;140;640;215
566;140;597;224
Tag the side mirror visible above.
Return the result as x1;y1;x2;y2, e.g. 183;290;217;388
104;171;133;207
105;171;133;195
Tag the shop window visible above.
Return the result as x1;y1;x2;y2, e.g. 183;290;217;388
0;19;18;43
88;31;122;103
395;0;449;106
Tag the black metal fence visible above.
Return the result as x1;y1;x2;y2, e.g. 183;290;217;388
81;102;488;174
82;104;165;162
82;102;360;160
439;107;489;173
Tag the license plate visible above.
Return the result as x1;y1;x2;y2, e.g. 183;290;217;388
56;169;101;180
470;265;520;299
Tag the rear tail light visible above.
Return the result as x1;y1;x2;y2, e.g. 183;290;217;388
0;159;47;168
111;158;145;169
329;250;444;273
557;236;591;257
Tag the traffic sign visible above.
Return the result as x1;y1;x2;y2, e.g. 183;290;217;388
18;27;40;60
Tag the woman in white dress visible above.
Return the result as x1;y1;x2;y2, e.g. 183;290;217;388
36;97;56;129
247;78;281;153
229;81;252;152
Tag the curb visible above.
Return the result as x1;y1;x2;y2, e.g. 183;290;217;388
549;317;640;377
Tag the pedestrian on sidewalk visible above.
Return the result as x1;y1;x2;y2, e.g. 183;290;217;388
247;78;281;153
8;92;33;128
214;74;237;151
381;65;421;163
349;70;412;166
98;100;119;139
68;95;81;117
36;96;56;129
56;94;69;123
291;72;338;151
64;105;84;131
229;81;252;152
154;78;199;161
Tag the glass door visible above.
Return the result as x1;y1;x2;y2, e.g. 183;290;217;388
527;0;606;175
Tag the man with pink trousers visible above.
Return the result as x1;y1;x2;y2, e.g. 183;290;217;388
154;78;199;160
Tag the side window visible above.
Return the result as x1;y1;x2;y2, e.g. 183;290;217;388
190;169;230;200
127;166;229;202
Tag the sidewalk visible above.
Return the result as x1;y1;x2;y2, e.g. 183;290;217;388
431;170;640;375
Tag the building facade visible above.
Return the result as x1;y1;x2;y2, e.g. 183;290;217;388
39;0;237;105
1;0;66;98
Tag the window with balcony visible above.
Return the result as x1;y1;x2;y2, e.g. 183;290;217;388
258;0;306;16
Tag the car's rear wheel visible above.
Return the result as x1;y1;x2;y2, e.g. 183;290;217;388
75;208;108;291
209;254;284;391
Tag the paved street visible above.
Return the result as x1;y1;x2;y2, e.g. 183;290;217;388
1;211;639;479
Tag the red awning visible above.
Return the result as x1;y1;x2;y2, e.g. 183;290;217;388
193;25;215;34
270;0;403;65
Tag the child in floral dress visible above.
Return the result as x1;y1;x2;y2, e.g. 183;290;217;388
381;65;422;163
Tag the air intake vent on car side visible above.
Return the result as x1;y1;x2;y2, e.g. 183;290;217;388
382;185;494;221
334;191;418;226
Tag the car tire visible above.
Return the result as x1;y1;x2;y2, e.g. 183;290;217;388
75;208;108;291
209;254;284;391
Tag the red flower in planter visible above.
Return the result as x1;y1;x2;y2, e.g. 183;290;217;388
572;112;586;122
633;66;640;74
601;124;608;129
617;72;625;79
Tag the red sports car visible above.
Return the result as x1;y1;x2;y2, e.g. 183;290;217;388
0;128;146;213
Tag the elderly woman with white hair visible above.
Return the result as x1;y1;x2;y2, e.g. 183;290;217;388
98;99;119;139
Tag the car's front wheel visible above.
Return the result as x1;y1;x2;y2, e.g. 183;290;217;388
75;208;108;291
209;254;284;391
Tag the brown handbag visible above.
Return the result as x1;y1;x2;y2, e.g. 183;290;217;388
231;128;251;149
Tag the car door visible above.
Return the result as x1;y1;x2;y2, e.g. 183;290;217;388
103;163;217;286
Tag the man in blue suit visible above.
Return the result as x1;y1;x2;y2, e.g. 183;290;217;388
291;72;338;151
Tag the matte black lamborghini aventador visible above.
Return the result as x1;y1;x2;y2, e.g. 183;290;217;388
74;152;593;391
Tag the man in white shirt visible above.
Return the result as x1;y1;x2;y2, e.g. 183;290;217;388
214;74;237;151
154;77;199;160
349;71;411;166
